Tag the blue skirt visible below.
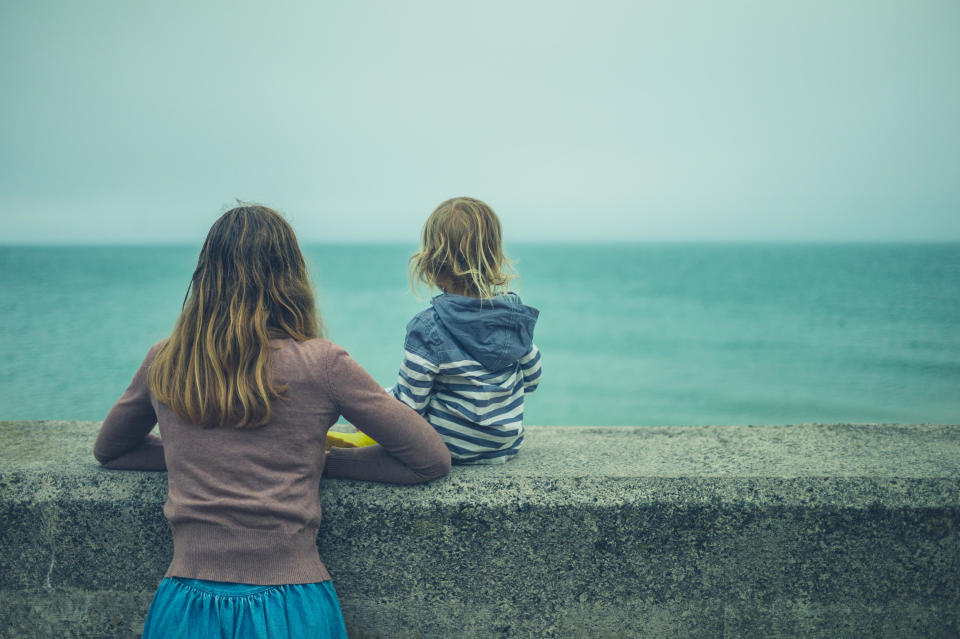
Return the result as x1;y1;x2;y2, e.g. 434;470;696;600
142;577;348;639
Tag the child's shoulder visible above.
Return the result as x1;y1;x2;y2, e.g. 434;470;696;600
405;306;441;336
403;306;447;352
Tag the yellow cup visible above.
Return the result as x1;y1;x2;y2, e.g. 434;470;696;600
325;430;378;451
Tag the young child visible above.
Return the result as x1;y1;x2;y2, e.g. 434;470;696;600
93;205;450;639
391;197;542;464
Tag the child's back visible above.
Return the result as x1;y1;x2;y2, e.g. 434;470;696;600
391;197;542;464
394;291;540;463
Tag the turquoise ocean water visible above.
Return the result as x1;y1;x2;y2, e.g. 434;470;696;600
1;243;958;426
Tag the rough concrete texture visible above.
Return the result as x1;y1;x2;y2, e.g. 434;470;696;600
1;420;958;639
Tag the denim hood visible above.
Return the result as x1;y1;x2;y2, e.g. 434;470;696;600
430;292;539;371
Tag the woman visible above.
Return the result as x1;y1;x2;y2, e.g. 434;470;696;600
94;204;450;638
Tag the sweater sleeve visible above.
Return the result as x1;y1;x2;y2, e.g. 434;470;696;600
391;334;439;417
322;343;451;484
93;343;166;471
520;343;542;395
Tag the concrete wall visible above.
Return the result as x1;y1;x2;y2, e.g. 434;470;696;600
1;420;958;639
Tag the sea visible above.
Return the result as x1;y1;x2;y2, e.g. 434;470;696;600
1;243;958;426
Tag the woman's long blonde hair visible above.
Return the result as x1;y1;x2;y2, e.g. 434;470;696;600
409;197;515;299
149;205;320;428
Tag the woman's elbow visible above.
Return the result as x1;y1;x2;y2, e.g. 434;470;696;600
417;449;452;482
93;436;120;466
435;452;453;478
93;441;115;466
93;446;113;466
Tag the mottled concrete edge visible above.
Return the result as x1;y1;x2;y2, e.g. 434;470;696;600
2;421;959;639
3;420;960;479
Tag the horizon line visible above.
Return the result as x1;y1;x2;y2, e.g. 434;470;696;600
2;238;960;248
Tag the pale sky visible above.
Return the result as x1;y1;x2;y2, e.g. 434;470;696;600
2;0;958;243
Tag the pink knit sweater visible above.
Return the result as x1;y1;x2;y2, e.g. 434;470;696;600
94;338;451;585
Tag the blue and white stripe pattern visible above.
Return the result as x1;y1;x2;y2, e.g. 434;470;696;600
394;345;541;464
391;292;541;464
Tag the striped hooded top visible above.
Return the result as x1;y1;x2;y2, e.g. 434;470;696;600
391;292;541;464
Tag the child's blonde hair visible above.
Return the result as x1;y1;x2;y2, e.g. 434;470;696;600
409;197;516;300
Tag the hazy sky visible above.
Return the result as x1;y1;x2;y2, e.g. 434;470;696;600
2;0;958;243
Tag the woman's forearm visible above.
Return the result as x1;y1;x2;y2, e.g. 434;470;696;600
97;433;166;471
